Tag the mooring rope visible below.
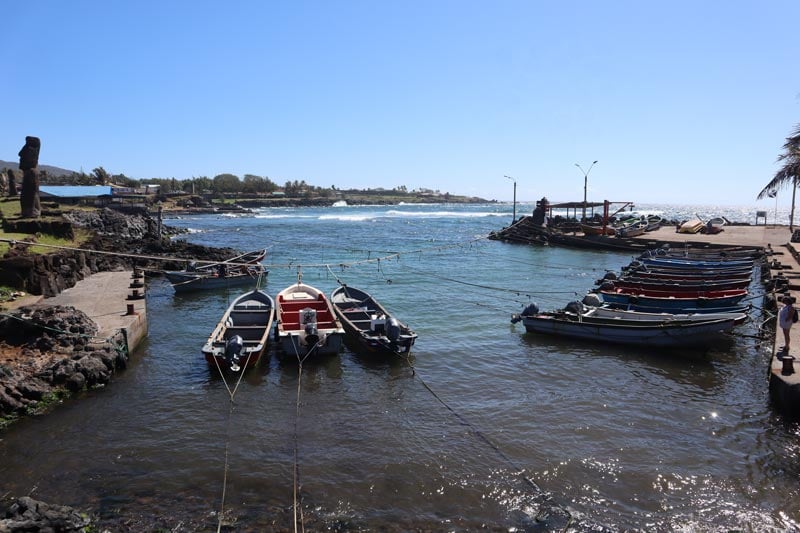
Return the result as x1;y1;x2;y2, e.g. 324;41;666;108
392;352;574;527
210;344;255;532
0;234;493;270
292;360;306;533
216;400;235;533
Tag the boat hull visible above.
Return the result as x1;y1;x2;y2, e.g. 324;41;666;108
330;286;417;358
521;314;736;347
607;278;751;291
166;268;266;293
275;282;346;361
582;306;748;325
201;289;275;372
598;290;747;310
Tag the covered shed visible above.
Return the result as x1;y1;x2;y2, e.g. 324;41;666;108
39;185;113;205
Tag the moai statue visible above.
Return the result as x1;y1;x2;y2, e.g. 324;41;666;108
0;169;7;196
7;168;17;196
18;136;41;218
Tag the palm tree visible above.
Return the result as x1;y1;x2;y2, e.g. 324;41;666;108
758;124;800;231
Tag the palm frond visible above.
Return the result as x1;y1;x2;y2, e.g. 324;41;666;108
757;165;800;199
782;123;800;151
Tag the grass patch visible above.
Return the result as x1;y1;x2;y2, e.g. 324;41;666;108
0;228;92;255
0;198;20;218
0;286;15;302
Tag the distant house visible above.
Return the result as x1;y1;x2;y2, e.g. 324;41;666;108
112;184;160;196
39;185;113;205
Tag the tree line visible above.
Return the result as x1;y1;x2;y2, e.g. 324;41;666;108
31;168;422;198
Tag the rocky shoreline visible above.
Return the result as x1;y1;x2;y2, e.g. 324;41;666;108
0;206;244;531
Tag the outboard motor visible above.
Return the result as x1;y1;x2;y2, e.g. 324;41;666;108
386;317;401;345
564;301;585;315
511;302;539;324
596;271;617;285
600;281;615;291
582;293;603;308
304;323;320;348
225;335;244;372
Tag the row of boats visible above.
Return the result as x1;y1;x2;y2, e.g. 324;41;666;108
580;215;728;238
580;214;664;238
201;281;417;372
512;246;758;348
159;249;417;372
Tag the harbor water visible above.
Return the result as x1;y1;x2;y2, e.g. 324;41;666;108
1;202;798;531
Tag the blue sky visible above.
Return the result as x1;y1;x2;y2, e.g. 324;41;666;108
2;1;799;206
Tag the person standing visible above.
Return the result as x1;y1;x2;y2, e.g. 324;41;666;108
778;295;798;352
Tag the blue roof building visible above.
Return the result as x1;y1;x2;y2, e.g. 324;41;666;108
39;185;112;198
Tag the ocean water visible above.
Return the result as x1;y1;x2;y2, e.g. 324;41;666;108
0;202;797;531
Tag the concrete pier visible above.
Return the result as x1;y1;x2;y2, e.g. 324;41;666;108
44;270;148;355
634;225;800;415
768;243;800;414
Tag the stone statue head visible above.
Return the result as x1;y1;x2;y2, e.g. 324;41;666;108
18;136;41;170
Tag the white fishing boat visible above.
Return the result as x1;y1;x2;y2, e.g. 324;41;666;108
555;300;749;325
511;302;736;348
275;282;345;360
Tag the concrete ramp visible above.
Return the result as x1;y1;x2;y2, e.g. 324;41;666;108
46;271;148;354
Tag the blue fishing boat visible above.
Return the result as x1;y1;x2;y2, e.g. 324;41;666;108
595;288;748;311
638;256;754;269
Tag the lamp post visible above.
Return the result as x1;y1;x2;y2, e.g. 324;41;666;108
575;160;598;222
504;175;517;223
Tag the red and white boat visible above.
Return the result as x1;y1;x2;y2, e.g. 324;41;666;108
275;282;345;360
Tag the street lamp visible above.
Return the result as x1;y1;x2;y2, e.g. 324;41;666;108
575;160;598;222
504;175;517;223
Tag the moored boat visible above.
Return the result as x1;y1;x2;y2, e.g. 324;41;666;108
201;289;275;372
275;282;345;360
165;249;268;293
555;299;749;325
166;265;267;292
601;277;751;292
595;287;748;311
512;302;736;348
330;285;417;357
638;256;754;269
